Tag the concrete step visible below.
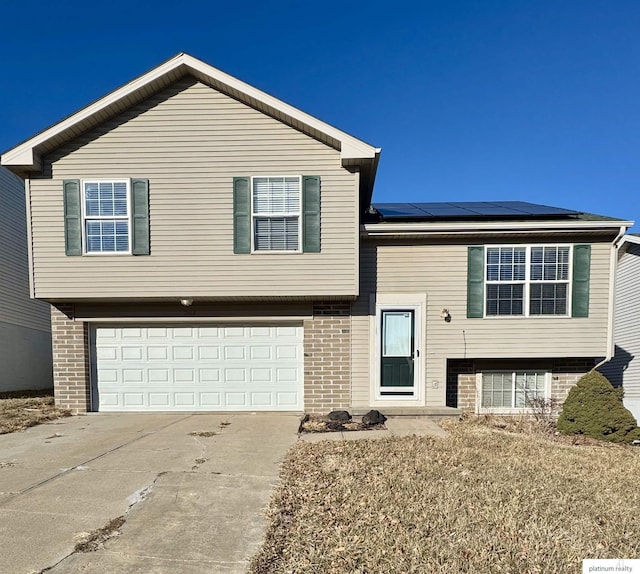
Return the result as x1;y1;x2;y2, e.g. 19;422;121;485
351;406;462;420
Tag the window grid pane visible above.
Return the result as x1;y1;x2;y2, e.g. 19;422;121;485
531;246;569;281
253;177;300;214
487;247;526;282
85;181;128;217
481;372;512;408
530;283;567;315
254;217;299;251
85;220;129;253
514;371;547;407
486;284;524;316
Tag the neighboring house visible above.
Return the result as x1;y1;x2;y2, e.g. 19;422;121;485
0;166;52;392
0;53;632;414
599;234;640;421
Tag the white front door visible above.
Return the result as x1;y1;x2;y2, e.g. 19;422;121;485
91;323;303;411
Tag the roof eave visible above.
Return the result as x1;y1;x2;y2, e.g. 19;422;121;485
362;219;634;236
621;234;640;246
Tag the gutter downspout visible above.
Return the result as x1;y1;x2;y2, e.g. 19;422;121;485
593;225;627;371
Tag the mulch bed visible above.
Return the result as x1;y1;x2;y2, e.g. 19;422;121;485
298;414;386;433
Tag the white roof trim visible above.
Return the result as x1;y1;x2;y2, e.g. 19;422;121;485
620;234;640;246
2;53;379;169
362;219;634;235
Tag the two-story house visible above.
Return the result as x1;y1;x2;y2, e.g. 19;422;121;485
1;53;632;414
0;166;52;391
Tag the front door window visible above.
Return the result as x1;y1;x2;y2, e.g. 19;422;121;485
380;310;415;396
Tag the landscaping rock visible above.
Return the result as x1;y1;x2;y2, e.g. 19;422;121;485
298;414;310;434
362;410;387;426
328;410;352;421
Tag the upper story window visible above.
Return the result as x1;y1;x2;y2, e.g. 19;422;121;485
485;245;570;316
62;178;149;257
467;243;590;319
83;180;130;254
252;176;301;252
232;175;320;255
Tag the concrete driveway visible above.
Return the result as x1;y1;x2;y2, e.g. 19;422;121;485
0;413;299;574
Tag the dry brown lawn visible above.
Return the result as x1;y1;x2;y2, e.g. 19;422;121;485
250;419;640;574
0;390;70;434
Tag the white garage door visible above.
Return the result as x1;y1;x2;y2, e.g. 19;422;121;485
91;324;303;411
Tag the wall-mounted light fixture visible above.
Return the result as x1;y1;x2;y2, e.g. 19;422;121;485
180;298;194;307
440;308;452;323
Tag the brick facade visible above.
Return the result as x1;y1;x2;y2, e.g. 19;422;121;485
446;359;475;409
449;357;596;413
51;304;91;413
303;302;352;414
550;358;596;403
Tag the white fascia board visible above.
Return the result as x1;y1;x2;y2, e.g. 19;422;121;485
621;234;640;246
1;148;40;171
1;53;378;170
362;220;634;236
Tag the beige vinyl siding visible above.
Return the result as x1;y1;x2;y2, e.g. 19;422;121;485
0;167;50;331
600;242;640;416
29;78;358;299
352;238;612;408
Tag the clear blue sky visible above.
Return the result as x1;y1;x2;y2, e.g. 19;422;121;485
1;0;638;230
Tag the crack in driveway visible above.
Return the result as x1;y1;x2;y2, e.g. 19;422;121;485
38;472;165;573
0;414;193;507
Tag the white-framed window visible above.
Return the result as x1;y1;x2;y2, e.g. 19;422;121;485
480;370;549;410
251;176;301;252
486;245;570;316
82;180;131;254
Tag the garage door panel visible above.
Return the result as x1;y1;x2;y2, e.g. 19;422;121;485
198;346;219;360
92;324;303;412
149;369;170;383
123;392;144;407
200;392;221;406
149;393;170;407
97;347;118;360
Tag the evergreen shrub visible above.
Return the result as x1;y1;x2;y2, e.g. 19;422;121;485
557;370;640;443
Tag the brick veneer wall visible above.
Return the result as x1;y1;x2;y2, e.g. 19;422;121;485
451;358;595;413
550;358;596;403
446;359;475;409
51;304;91;412
303;302;351;414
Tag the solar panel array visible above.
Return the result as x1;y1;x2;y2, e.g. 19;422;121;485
372;201;580;220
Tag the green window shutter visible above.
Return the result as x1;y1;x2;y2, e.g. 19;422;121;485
467;246;485;318
233;177;251;254
63;179;82;256
131;179;150;255
302;175;320;253
572;244;591;317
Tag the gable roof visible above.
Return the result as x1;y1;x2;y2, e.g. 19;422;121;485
1;52;380;201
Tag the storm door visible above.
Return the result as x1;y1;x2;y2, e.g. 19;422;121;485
379;309;418;397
